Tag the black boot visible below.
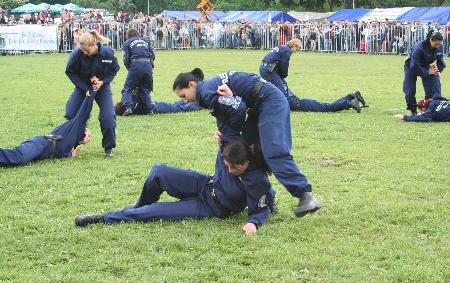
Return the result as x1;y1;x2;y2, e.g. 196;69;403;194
75;214;105;227
104;148;114;157
352;90;366;107
348;98;361;113
294;192;321;217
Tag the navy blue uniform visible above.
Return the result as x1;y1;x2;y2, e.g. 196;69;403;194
288;93;358;112
259;45;292;98
103;158;271;226
403;40;445;113
260;45;322;112
403;97;450;122
196;71;313;197
0;93;95;166
121;36;156;111
65;43;119;150
122;88;203;115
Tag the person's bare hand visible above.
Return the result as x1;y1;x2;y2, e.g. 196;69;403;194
213;130;222;144
243;223;257;236
395;114;405;120
216;84;233;96
429;65;440;76
71;147;80;157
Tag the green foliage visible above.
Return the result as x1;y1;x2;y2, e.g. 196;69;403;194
0;50;449;281
0;0;26;10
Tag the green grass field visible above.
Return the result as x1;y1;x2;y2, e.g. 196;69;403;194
0;50;448;282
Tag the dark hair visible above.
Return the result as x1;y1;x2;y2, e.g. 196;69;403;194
417;98;433;110
222;141;271;174
126;28;140;39
172;68;204;90
114;102;125;115
426;30;443;42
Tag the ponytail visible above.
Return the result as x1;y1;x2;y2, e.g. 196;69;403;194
173;68;204;90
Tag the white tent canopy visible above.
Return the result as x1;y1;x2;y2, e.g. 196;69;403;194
360;7;414;22
288;11;334;22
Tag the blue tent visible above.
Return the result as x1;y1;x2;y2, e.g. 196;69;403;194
160;10;225;21
397;7;435;22
327;8;372;21
397;7;450;24
417;7;450;24
10;3;38;13
219;11;258;22
219;11;298;23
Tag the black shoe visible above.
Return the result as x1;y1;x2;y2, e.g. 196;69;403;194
294;192;321;217
352;91;366;106
348;98;361;113
123;107;133;116
104;148;114;157
75;214;105;227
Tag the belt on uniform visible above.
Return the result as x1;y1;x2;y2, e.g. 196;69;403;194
250;80;266;100
206;179;229;217
132;57;151;62
44;134;64;158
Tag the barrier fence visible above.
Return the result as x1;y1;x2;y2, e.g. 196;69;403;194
1;21;449;55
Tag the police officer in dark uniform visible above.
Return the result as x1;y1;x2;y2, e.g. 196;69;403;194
173;68;321;217
0;91;95;166
114;95;203;116
65;30;119;157
260;38;365;112
121;29;156;116
75;141;272;236
403;30;445;115
259;38;300;99
288;91;366;113
396;97;450;122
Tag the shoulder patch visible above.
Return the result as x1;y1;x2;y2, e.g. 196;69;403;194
218;96;242;110
258;194;267;208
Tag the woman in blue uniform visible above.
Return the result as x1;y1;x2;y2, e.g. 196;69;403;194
288;91;365;113
0;92;95;166
403;30;445;115
65;30;119;157
395;97;450;122
114;96;203;116
75;140;272;236
172;68;321;217
259;38;301;99
259;38;366;112
121;29;156;116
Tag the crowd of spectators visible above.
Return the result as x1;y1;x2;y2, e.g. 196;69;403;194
1;8;450;54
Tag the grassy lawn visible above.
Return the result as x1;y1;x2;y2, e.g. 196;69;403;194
0;50;448;282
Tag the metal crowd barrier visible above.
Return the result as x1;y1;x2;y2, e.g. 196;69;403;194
1;21;449;55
